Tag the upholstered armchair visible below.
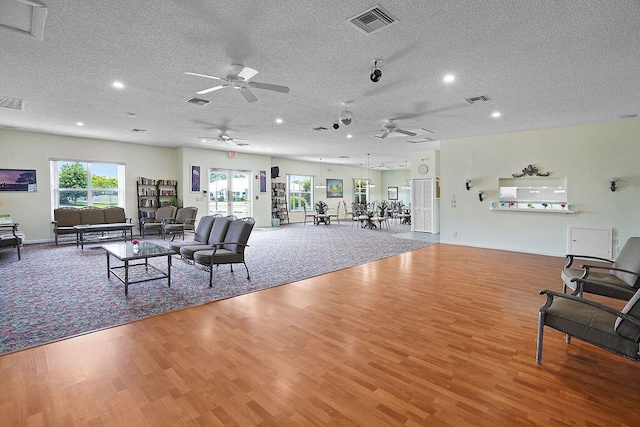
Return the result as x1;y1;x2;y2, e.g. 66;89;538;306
191;217;255;286
168;215;217;254
177;216;231;261
561;237;640;301
141;205;176;238
537;289;640;363
162;206;198;240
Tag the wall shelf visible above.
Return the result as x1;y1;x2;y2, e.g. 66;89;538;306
489;207;578;214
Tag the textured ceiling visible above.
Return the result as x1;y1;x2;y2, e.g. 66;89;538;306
1;0;639;169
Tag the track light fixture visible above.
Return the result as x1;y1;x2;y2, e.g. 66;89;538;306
610;177;617;192
465;179;472;191
478;191;484;202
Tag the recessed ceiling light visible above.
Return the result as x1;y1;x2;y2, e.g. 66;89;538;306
113;81;124;89
443;74;455;83
76;122;84;126
491;112;501;118
347;134;353;138
275;118;283;124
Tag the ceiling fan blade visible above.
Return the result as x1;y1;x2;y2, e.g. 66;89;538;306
237;66;258;81
395;129;417;137
185;72;223;80
248;82;290;93
380;130;390;139
240;87;258;102
196;84;229;95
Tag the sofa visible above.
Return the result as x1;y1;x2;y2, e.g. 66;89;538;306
52;206;131;245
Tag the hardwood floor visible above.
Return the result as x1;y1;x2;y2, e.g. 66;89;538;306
1;244;639;426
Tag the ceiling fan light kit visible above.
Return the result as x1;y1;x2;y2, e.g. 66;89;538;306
339;108;353;125
186;64;289;103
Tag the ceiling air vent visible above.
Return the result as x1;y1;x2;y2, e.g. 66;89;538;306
0;95;25;110
347;5;397;35
185;97;210;106
619;114;639;120
464;95;491;105
313;126;328;131
0;0;48;40
131;128;147;133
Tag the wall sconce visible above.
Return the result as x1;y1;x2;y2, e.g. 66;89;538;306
610;177;617;192
478;191;484;202
465;179;471;191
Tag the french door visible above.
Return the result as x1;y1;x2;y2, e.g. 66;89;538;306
208;168;251;218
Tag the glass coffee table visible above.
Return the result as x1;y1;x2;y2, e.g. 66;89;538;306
102;241;176;296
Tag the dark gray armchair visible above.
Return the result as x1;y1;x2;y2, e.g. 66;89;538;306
561;237;640;301
168;215;217;254
191;217;255;286
178;216;231;261
537;289;640;363
141;205;176;237
162;206;198;240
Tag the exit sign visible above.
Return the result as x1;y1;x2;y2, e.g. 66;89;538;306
229;151;237;158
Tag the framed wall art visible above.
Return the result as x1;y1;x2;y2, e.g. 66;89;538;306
0;168;37;192
191;165;201;193
259;170;267;193
326;178;343;198
387;186;398;200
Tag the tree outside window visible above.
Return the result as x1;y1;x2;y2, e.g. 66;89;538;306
52;161;123;209
354;179;369;204
288;174;312;211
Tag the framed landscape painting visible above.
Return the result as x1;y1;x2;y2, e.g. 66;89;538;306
0;168;37;192
326;179;343;198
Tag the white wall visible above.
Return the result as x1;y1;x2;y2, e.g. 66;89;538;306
176;147;273;227
0;129;177;242
439;120;640;257
271;158;381;222
0;130;411;241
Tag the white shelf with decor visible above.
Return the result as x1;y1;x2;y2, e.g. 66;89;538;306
493;166;577;214
271;182;289;225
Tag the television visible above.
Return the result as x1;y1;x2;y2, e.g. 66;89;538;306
271;166;280;179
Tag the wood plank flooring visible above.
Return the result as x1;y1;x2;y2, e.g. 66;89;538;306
1;244;639;426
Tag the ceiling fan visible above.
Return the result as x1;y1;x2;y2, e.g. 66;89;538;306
370;162;396;170
185;64;289;103
199;131;249;146
373;119;417;139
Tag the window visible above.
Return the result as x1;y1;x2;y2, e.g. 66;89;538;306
288;174;312;211
50;160;125;211
354;179;370;204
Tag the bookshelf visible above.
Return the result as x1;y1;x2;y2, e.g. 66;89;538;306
137;177;178;230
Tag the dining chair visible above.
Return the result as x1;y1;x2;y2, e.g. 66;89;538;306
303;202;317;225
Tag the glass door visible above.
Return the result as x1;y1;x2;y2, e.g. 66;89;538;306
208;168;251;218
